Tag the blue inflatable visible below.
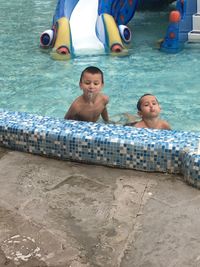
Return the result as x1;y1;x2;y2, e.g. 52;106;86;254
160;0;197;53
40;0;138;59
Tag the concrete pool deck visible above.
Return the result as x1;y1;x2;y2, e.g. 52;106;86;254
0;147;200;267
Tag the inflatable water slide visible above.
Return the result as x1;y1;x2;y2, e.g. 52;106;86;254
160;0;200;53
40;0;138;59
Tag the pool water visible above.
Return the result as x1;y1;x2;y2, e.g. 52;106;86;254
0;0;200;132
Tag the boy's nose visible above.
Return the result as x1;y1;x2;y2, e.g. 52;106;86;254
89;85;95;90
149;105;154;110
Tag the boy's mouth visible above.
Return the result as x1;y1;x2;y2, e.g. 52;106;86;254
88;92;94;99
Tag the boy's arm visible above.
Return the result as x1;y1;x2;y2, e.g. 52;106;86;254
64;103;77;120
101;107;109;122
101;96;109;122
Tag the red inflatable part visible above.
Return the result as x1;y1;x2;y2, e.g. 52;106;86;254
169;11;181;23
56;46;70;55
111;44;123;53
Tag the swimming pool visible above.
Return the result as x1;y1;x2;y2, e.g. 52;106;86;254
0;0;200;189
1;1;199;132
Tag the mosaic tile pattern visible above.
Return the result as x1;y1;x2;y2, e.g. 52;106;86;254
0;109;200;189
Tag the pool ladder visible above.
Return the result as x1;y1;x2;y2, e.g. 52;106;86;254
188;0;200;42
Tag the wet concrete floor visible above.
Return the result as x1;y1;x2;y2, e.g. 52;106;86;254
0;147;200;267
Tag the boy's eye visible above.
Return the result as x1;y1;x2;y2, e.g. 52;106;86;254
84;81;99;86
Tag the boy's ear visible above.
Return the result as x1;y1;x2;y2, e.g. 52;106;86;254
137;111;142;117
79;82;83;90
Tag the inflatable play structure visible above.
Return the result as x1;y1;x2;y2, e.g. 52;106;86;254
160;0;200;53
40;0;200;57
40;0;138;59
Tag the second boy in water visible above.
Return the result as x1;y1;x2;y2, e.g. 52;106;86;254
125;94;171;129
134;93;171;129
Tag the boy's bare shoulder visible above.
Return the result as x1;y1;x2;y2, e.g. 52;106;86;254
101;94;109;104
161;120;171;130
134;121;145;128
71;96;84;106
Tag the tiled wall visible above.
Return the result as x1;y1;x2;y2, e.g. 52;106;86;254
0;109;200;189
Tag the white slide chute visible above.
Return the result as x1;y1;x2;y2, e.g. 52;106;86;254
70;0;104;53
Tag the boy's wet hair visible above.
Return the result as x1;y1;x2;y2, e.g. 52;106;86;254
80;66;104;83
137;93;159;111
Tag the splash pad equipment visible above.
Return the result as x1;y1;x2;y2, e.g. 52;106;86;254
40;0;138;60
160;0;200;53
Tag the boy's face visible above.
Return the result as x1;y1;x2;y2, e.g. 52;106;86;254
138;95;161;118
79;72;104;97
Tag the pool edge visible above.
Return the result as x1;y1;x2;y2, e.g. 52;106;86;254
0;110;200;189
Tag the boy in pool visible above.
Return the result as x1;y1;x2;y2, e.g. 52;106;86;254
64;66;109;122
126;94;171;130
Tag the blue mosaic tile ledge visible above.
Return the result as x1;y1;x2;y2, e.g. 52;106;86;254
0;110;200;189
